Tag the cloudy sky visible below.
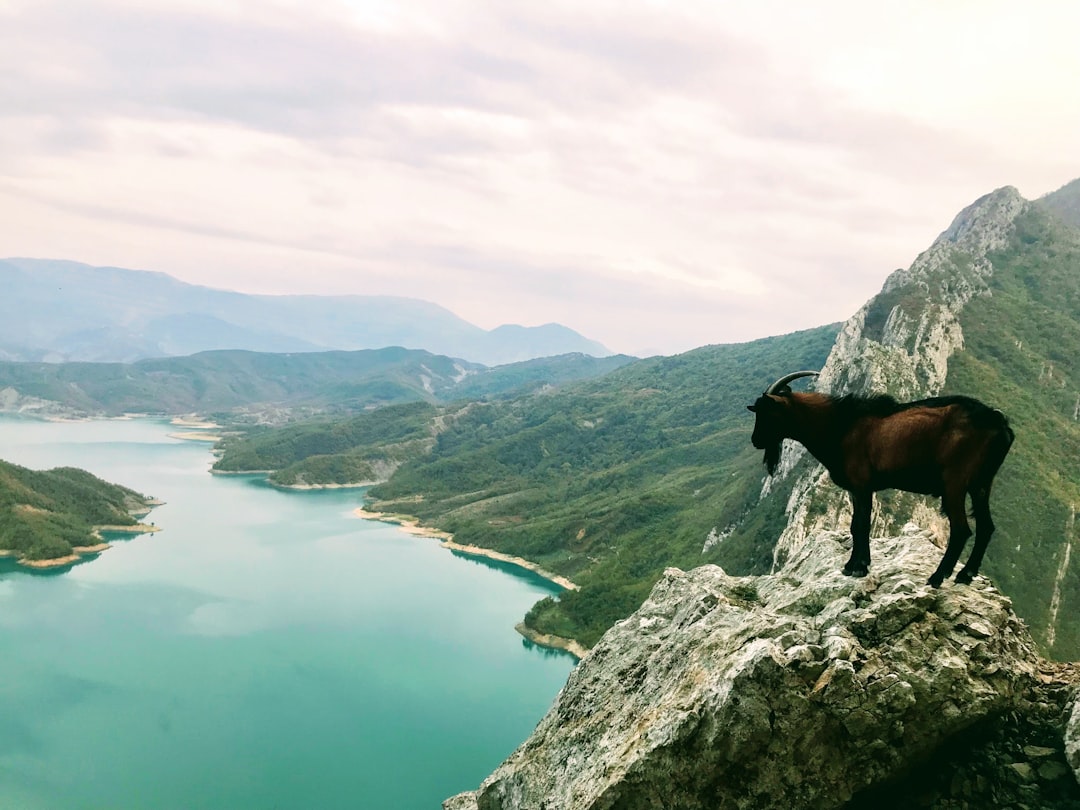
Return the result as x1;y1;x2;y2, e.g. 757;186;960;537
1;0;1077;356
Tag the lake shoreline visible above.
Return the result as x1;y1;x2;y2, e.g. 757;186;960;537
353;506;587;659
1;522;162;570
514;622;588;660
208;470;379;489
276;480;379;490
168;431;222;442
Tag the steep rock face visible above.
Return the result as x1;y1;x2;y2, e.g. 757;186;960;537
448;528;1077;809
818;185;1024;398
768;187;1028;565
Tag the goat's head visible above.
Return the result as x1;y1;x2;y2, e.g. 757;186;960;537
747;371;818;475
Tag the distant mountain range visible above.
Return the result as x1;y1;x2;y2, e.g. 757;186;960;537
0;259;610;366
0;346;636;420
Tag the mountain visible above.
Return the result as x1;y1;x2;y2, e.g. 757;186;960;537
0;458;155;564
0;347;636;420
0;258;610;365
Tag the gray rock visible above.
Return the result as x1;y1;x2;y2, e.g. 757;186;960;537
1010;762;1036;782
1065;697;1080;782
449;529;1051;809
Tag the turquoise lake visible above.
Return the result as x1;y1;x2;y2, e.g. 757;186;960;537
0;416;575;809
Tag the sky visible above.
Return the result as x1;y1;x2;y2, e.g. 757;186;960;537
1;0;1078;357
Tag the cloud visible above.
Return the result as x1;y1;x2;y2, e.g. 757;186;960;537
0;0;1076;355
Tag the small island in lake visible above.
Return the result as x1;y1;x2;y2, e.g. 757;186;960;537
0;459;160;569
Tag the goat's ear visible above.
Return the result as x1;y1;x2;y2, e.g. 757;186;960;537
747;404;757;412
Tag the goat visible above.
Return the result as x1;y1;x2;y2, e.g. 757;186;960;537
747;371;1014;587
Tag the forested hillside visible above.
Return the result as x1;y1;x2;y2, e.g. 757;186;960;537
215;325;839;644
0;460;154;563
0;347;634;420
944;201;1080;656
213;401;439;486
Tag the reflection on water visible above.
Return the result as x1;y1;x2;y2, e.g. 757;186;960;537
448;547;565;589
0;417;575;810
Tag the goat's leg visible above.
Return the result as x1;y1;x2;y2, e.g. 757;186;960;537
928;487;973;588
843;491;873;577
955;484;995;585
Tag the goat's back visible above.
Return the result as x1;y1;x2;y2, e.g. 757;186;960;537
836;394;1013;489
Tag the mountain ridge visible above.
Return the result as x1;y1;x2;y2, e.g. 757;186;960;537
0;258;610;366
0;347;637;420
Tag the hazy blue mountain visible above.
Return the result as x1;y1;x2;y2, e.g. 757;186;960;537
0;258;610;365
478;324;611;366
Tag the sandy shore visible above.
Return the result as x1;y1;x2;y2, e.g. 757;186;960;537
354;507;577;590
514;622;588;660
4;523;163;570
274;481;378;491
440;539;578;591
170;417;222;429
168;431;223;442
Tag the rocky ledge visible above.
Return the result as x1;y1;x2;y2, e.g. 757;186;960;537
448;527;1080;809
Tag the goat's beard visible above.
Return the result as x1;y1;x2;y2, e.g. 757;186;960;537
763;442;782;476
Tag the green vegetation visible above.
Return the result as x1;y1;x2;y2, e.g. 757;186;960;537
214;401;439;487
0;348;634;419
0;348;479;416
942;205;1080;657
218;325;838;645
367;328;836;644
0;460;153;562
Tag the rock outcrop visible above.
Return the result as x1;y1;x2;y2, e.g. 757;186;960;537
448;528;1080;809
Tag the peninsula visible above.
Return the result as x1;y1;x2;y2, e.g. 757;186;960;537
0;459;160;569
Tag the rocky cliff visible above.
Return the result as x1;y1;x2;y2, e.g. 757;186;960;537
448;529;1080;809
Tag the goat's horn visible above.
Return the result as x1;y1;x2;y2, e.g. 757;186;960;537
765;370;819;395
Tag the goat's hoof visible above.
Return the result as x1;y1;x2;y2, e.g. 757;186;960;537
842;563;868;578
927;575;944;589
954;570;975;585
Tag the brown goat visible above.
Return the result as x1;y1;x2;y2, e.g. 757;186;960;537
747;371;1014;587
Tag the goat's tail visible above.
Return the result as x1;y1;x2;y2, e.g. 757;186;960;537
982;408;1015;479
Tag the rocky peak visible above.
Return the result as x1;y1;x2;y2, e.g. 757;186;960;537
819;185;1026;400
934;185;1027;253
448;529;1080;809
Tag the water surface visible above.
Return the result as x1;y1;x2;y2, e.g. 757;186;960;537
0;417;573;809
